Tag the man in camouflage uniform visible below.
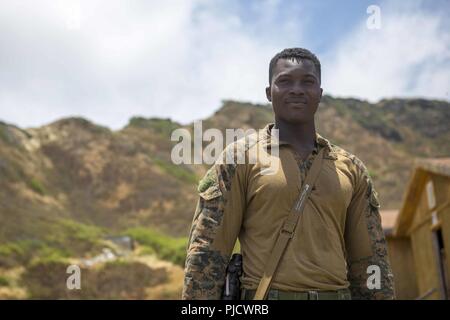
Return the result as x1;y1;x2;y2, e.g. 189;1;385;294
182;48;395;300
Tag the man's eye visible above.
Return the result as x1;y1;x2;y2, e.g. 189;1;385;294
278;79;290;84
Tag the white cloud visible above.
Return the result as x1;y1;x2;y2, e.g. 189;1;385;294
323;0;450;102
1;0;447;130
0;0;304;129
0;0;197;129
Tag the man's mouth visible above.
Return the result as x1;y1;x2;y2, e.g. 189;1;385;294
286;100;307;106
285;98;307;104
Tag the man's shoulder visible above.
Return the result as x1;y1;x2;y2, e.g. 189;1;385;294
198;128;271;195
213;130;262;166
326;140;379;199
198;133;257;194
327;141;369;175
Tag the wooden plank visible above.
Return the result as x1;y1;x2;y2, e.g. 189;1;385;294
386;237;418;299
395;169;428;236
410;223;441;299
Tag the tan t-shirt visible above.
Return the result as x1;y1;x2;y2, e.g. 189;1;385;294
182;123;394;299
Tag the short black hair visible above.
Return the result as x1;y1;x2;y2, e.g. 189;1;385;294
268;48;321;84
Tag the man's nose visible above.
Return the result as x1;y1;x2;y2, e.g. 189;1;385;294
290;82;305;95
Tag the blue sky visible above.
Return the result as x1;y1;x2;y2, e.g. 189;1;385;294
224;0;378;51
0;0;449;129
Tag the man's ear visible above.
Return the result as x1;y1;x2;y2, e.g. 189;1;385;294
266;86;272;102
319;87;323;100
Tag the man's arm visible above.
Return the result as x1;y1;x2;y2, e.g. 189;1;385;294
344;164;395;300
182;159;245;300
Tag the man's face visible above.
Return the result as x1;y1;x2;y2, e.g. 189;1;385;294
266;58;323;125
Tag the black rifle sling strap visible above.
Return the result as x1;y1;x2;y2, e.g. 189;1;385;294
253;148;325;300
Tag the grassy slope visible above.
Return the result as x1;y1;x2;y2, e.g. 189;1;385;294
0;96;449;298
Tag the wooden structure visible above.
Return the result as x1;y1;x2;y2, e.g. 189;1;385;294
381;158;450;299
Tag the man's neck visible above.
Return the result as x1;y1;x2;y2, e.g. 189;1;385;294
274;118;317;158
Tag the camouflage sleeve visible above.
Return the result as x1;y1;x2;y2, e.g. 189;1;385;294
182;158;246;300
344;165;395;300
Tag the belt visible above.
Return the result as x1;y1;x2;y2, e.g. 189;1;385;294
241;288;352;300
